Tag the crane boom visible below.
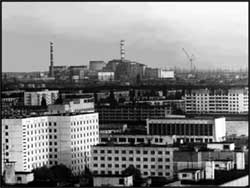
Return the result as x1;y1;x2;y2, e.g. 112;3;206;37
182;48;195;72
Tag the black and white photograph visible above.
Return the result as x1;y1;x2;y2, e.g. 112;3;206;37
2;2;249;187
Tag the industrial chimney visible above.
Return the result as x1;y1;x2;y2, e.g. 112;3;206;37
120;40;125;61
49;42;54;77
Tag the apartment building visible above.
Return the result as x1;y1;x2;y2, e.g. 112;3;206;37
90;144;178;179
48;97;95;114
24;89;59;106
96;104;172;122
184;88;248;114
100;134;175;145
146;117;226;143
2;112;99;174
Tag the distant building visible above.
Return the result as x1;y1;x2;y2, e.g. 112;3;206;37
100;134;175;145
146;117;226;143
89;61;106;71
48;97;95;114
145;68;175;79
98;72;115;81
184;87;248;114
90;144;178;178
2;112;99;174
24;89;59;106
97;103;172;122
93;175;133;187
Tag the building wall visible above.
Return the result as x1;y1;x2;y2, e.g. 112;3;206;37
98;72;114;81
146;118;225;143
24;90;59;106
100;135;174;145
2;113;99;174
184;88;248;114
219;175;248;187
97;105;171;122
90;145;177;178
93;176;133;187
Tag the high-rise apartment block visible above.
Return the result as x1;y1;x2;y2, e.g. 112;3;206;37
2;112;99;174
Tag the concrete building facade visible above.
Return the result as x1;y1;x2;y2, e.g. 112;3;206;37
90;144;178;178
146;117;226;143
184;88;248;114
24;89;59;106
2;112;99;174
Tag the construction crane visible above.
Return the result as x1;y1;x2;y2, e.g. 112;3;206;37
182;48;196;73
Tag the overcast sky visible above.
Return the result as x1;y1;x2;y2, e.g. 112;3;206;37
3;2;248;72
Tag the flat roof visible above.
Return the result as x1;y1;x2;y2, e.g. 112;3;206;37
178;168;202;173
93;174;132;178
3;111;98;119
94;143;177;148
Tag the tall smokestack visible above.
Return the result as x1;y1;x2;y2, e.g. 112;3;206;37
120;40;125;61
49;42;54;77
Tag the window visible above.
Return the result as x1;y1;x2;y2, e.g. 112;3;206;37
100;150;105;154
151;165;155;169
122;150;126;154
122;164;126;168
158;165;163;169
158;158;163;162
108;164;112;168
136;158;140;161
151;158;155;162
158;151;162;155
108;157;112;161
93;150;98;154
100;157;105;160
115;150;119;154
5;125;8;129
5;132;8;136
115;164;119;168
93;164;98;167
93;157;98;160
136;150;140;154
143;165;148;168
122;157;126;161
129;150;133;154
101;164;105;167
151;151;155;155
165;158;170;162
143;158;148;162
136;165;141;168
165;165;170;169
182;174;187;178
143;151;148;154
115;157;119;161
108;150;112;154
129;157;133;161
119;178;124;185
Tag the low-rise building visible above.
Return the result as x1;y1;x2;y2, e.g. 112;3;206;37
146;117;226;143
177;169;205;182
98;72;115;81
24;89;59;106
93;175;133;187
90;144;178;179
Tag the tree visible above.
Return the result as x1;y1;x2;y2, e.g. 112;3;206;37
50;164;73;183
41;97;47;107
33;166;54;181
54;94;63;104
122;165;142;186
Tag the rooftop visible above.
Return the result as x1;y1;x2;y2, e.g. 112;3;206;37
94;143;177;148
178;168;203;173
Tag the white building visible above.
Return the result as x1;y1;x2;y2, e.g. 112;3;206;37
24;89;59;106
93;175;133;187
2;112;99;174
48;98;95;114
90;144;178;179
98;72;115;81
184;88;248;114
100;134;175;145
145;68;175;79
146;117;226;143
